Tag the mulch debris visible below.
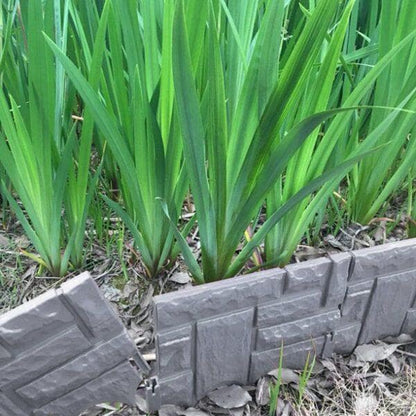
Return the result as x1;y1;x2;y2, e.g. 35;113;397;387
1;206;416;415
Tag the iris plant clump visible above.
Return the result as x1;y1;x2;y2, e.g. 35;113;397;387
0;0;415;282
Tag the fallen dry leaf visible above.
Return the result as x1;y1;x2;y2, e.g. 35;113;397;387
159;404;185;416
255;377;270;406
207;385;252;409
228;406;245;416
268;368;299;385
354;342;399;363
169;272;192;284
181;408;211;416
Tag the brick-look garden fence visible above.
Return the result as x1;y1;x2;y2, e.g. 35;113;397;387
0;273;146;416
1;239;415;414
153;239;416;406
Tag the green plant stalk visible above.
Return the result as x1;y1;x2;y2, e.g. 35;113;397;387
47;0;188;278
345;0;416;224
265;1;416;267
6;0;412;282
265;0;356;264
67;0;115;170
0;0;99;275
0;0;25;102
297;351;316;408
170;0;413;282
269;342;284;416
408;170;416;238
172;0;336;281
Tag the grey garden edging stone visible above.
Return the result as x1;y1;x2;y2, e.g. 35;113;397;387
2;239;415;413
153;238;416;407
0;272;148;416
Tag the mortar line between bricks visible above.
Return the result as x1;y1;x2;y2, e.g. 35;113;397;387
0;386;32;414
252;334;327;356
256;288;321;310
33;358;131;410
158;323;195;337
3;332;123;392
330;252;353;317
56;290;95;341
349;265;416;283
159;369;194;383
191;322;197;404
153;269;285;302
159;293;323;332
2;324;84;367
282;270;289;293
355;278;378;346
399;312;410;335
0;336;14;359
258;307;340;331
3;331;133;391
2;343;96;392
399;287;416;334
247;306;258;383
409;286;416;309
346;251;356;281
320;256;337;308
256;319;340;353
339;283;353;318
10;328;133;390
194;305;265;325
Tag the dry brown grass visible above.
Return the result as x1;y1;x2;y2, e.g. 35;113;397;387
265;347;416;416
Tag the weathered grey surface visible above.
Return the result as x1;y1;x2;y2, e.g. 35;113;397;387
154;239;416;406
195;309;254;397
0;272;142;416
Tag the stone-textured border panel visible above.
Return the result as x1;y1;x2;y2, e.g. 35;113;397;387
154;239;416;406
0;272;143;416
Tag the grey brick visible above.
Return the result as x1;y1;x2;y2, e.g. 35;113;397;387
333;323;361;354
0;272;143;416
195;309;254;399
154;239;416;407
256;310;340;351
284;257;331;295
158;326;192;377
0;325;91;388
60;272;124;337
154;269;285;331
401;309;416;335
350;239;416;282
17;331;136;406
346;280;375;293
249;337;325;382
33;361;140;416
359;271;416;344
158;325;192;344
341;287;373;323
0;290;74;347
159;372;194;406
0;392;28;416
257;290;321;328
